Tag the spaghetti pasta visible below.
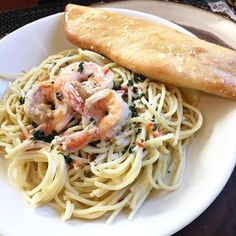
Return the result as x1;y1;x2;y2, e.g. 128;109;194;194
0;48;203;223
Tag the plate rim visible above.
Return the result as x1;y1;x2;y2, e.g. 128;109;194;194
0;8;235;236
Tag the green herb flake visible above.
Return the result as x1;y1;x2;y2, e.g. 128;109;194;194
90;154;96;161
31;130;57;143
127;80;134;87
113;82;121;90
133;73;145;83
152;124;158;131
137;128;142;134
129;105;136;113
56;92;63;101
138;93;145;99
84;170;90;177
87;73;93;78
64;155;73;165
50;144;54;151
90;140;100;146
113;80;122;90
78;62;84;73
31;121;37;128
31;130;44;140
19;97;25;105
129;145;135;153
129;105;138;117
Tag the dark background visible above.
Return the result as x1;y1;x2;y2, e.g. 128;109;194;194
0;0;210;38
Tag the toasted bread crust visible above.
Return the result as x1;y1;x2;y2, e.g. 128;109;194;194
64;4;236;99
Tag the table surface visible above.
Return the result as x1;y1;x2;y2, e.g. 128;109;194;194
0;1;235;236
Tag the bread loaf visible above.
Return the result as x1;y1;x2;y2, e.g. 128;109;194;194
64;4;236;99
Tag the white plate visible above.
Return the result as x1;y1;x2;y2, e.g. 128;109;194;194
0;8;236;236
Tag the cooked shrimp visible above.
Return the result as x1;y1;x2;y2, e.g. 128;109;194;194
55;62;114;113
54;81;85;115
58;89;129;152
24;81;73;133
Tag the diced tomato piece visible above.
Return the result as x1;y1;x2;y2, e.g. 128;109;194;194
136;140;145;148
103;69;109;75
146;122;154;133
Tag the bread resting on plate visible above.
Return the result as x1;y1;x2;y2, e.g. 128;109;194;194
64;4;236;100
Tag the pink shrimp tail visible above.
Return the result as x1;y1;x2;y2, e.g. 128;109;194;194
58;128;99;152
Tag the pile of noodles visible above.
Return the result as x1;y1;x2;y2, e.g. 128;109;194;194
0;48;202;223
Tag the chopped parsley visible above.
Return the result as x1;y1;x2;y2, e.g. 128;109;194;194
133;73;145;83
64;155;73;165
87;73;93;78
129;105;136;113
113;79;123;90
129;105;138;117
31;121;37;128
77;62;84;73
84;170;90;177
31;130;57;143
137;128;142;134
19;97;25;104
113;82;121;90
90;154;96;161
127;80;134;87
138;93;145;99
129;145;135;153
152;124;158;131
50;144;54;151
56;92;63;101
89;140;101;147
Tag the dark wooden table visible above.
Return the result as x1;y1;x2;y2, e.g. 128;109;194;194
0;1;235;236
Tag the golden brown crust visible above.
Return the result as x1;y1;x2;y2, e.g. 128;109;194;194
64;4;236;99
